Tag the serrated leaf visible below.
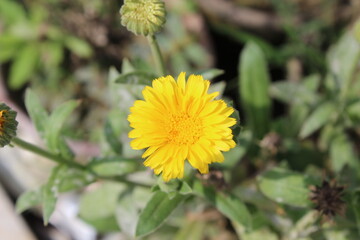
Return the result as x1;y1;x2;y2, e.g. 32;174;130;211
115;71;156;86
136;191;186;237
193;181;252;229
16;189;42;213
299;101;336;139
239;42;271;139
25;88;48;136
44;100;78;154
257;167;315;208
9;43;39;89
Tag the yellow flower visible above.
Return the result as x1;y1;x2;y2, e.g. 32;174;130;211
128;73;236;181
0;103;18;147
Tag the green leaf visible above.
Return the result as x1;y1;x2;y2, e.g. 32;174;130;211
16;189;42;213
82;216;120;233
41;42;64;67
25;88;49;136
104;119;122;155
115;71;157;86
270;81;318;105
115;190;139;236
121;58;135;73
136;191;186;237
239;42;271;139
346;99;360;124
352;189;360;234
326;31;360;93
53;165;95;192
89;157;138;177
179;181;192;195
44;100;79;154
193;68;224;80
42;166;62;225
330;131;359;173
193;181;252;229
174;219;206;240
299;101;336;139
0;34;23;62
257;167;315;208
79;182;124;232
9;44;39;89
64;36;92;58
0;0;26;24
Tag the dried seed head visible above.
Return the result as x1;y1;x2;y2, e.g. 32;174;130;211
310;179;346;220
0;103;18;147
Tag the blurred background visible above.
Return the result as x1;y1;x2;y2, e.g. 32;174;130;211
1;0;360;239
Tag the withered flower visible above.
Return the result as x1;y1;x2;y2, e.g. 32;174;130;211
310;179;346;220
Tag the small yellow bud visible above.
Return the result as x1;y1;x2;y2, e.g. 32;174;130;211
120;0;166;36
0;103;18;147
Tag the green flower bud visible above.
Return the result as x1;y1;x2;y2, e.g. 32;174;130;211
0;103;18;148
120;0;166;36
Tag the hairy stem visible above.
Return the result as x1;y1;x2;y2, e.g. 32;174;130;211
12;137;151;188
147;34;166;76
12;137;85;170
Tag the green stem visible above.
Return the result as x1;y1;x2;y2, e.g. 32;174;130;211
11;137;151;188
98;175;152;188
147;34;166;76
12;137;85;170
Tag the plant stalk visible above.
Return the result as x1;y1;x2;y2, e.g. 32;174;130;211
11;137;85;170
147;34;166;76
11;137;151;188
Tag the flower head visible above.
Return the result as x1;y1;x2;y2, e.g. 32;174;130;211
310;179;346;220
128;73;236;181
0;103;18;147
120;0;166;36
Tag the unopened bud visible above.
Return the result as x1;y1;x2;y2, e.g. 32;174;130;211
120;0;166;36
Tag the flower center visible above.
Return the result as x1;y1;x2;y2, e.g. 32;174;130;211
165;112;203;145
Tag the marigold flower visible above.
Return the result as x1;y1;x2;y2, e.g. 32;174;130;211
0;103;18;148
120;0;166;36
128;73;236;181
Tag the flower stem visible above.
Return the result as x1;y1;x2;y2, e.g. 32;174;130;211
11;137;85;170
11;137;151;188
147;34;166;76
